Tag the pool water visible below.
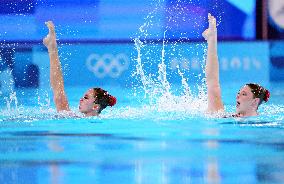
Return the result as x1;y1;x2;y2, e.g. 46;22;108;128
0;82;284;184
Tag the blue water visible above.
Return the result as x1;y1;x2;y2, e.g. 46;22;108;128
0;82;284;184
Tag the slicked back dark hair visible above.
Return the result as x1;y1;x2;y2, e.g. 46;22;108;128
93;88;116;113
246;83;270;106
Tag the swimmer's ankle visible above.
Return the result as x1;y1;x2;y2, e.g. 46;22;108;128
207;34;217;42
47;42;58;52
48;49;58;54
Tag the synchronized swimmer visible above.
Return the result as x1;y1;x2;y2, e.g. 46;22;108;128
42;14;270;118
43;21;116;117
203;13;270;117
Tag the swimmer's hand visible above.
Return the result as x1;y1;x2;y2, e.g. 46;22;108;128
43;21;57;51
202;13;217;41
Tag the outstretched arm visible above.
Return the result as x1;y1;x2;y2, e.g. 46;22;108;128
43;21;70;112
202;14;224;112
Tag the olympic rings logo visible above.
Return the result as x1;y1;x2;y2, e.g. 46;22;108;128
86;53;129;78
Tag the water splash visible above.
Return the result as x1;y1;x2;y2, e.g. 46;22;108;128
37;90;51;111
132;0;208;115
132;38;207;114
0;68;15;95
3;91;21;115
157;31;171;96
133;38;155;100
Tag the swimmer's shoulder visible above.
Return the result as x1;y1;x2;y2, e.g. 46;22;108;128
55;110;84;119
222;113;240;118
205;110;240;118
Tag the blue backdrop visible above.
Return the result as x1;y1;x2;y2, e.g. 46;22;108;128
0;0;256;41
26;41;269;88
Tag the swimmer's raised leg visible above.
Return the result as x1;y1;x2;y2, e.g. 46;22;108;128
203;13;224;113
43;21;70;112
43;21;57;51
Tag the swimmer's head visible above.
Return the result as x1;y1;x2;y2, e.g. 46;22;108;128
79;88;116;116
93;87;116;113
246;83;270;105
236;83;269;116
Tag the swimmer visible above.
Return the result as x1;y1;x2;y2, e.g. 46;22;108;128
43;21;116;116
202;14;270;117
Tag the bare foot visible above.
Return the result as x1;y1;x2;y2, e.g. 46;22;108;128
202;13;217;41
43;21;57;51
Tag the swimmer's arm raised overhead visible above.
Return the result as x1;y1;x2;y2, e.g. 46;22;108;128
202;14;224;112
43;21;70;112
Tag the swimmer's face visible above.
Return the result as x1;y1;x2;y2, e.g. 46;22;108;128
79;89;99;114
236;85;259;114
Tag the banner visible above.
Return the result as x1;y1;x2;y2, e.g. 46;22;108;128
29;41;269;87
